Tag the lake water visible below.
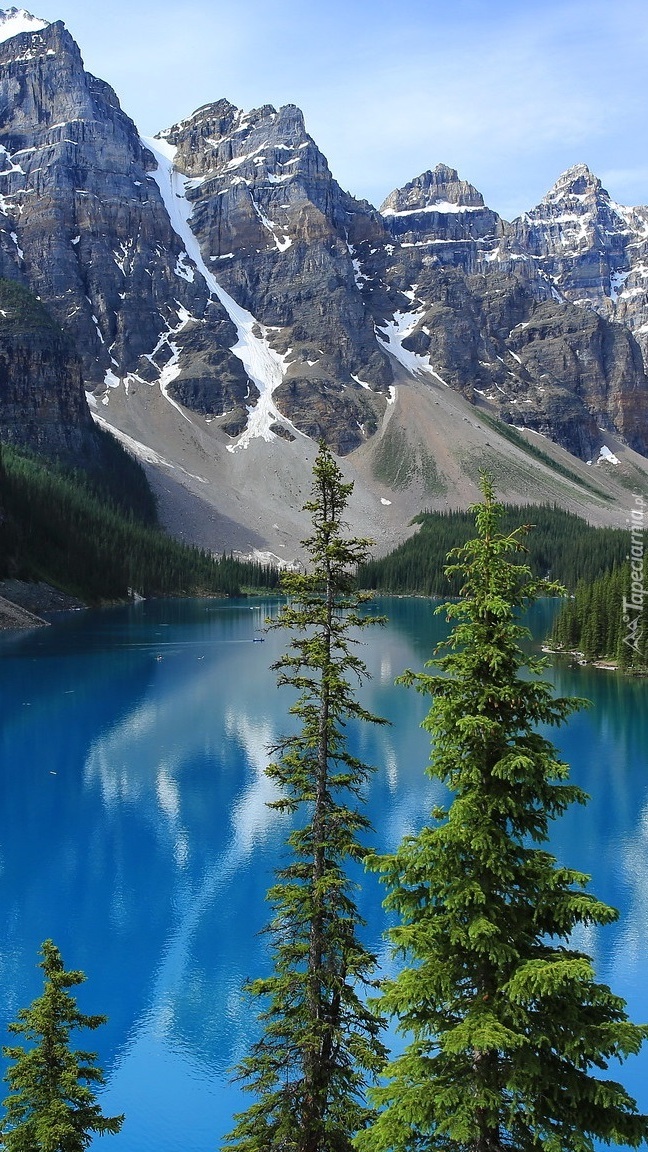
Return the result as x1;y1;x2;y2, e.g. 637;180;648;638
0;596;647;1149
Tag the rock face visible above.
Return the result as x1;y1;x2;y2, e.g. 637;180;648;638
362;163;648;458
0;277;160;529
381;164;504;260
0;17;249;417
0;14;647;469
504;164;648;353
160;99;393;452
0;277;95;458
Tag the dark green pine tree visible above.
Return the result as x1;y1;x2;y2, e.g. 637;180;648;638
224;442;388;1152
1;940;123;1151
357;476;648;1152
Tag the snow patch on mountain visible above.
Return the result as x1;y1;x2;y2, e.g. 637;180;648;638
0;7;48;43
143;135;297;449
249;193;292;252
609;269;631;303
141;303;197;424
382;201;482;218
377;311;450;387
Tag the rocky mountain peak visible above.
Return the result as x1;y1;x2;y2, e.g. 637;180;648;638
379;164;503;256
381;164;486;215
154;95;393;453
516;164;630;238
512;162;631;257
0;7;48;43
161;98;315;183
0;17;109;136
541;162;603;206
0;9;647;535
0;17;214;404
498;163;648;387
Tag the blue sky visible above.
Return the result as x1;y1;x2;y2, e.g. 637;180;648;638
27;0;648;219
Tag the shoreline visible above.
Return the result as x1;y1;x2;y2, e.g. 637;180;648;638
0;579;85;631
542;643;647;677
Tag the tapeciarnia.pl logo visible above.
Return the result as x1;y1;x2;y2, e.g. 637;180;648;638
622;493;646;655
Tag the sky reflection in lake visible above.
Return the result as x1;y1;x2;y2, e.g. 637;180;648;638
0;597;646;1149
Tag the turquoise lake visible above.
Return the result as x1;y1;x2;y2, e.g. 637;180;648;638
0;596;647;1149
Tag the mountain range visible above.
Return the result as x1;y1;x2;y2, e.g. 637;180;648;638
1;7;647;561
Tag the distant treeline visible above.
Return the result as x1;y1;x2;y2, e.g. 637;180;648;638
551;561;647;670
0;442;280;602
357;504;628;596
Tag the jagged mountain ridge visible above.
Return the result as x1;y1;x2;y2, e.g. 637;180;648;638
368;162;648;460
0;8;647;559
154;99;392;453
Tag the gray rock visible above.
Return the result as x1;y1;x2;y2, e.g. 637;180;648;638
0;20;247;411
0;17;646;470
381;164;504;260
161;99;393;443
0;276;94;459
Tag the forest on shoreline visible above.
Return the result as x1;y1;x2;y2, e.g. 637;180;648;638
0;442;279;603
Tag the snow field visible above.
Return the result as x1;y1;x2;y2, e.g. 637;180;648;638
141;136;298;450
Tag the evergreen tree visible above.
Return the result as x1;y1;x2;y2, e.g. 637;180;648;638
1;940;123;1151
0;440;280;601
552;560;648;672
357;504;629;598
224;442;387;1152
357;477;648;1152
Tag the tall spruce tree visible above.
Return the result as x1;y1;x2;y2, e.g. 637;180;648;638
224;442;387;1152
1;940;123;1151
357;476;648;1152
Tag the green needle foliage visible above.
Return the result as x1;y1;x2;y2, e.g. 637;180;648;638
224;442;388;1152
357;475;648;1152
552;562;648;671
1;940;123;1151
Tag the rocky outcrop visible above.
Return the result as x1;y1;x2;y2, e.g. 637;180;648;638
0;17;248;417
0;15;646;467
503;299;648;458
0;277;160;528
368;164;648;459
381;164;504;269
503;165;648;354
159;99;393;451
0;277;95;458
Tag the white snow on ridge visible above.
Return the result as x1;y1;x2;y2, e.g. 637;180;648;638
225;142;268;170
351;373;373;390
104;369;120;390
142;136;298;449
249;193;292;252
174;251;195;282
598;444;619;465
0;8;48;43
377;311;449;387
346;242;370;290
609;269;630;303
0;143;24;174
142;303;197;424
382;201;482;218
